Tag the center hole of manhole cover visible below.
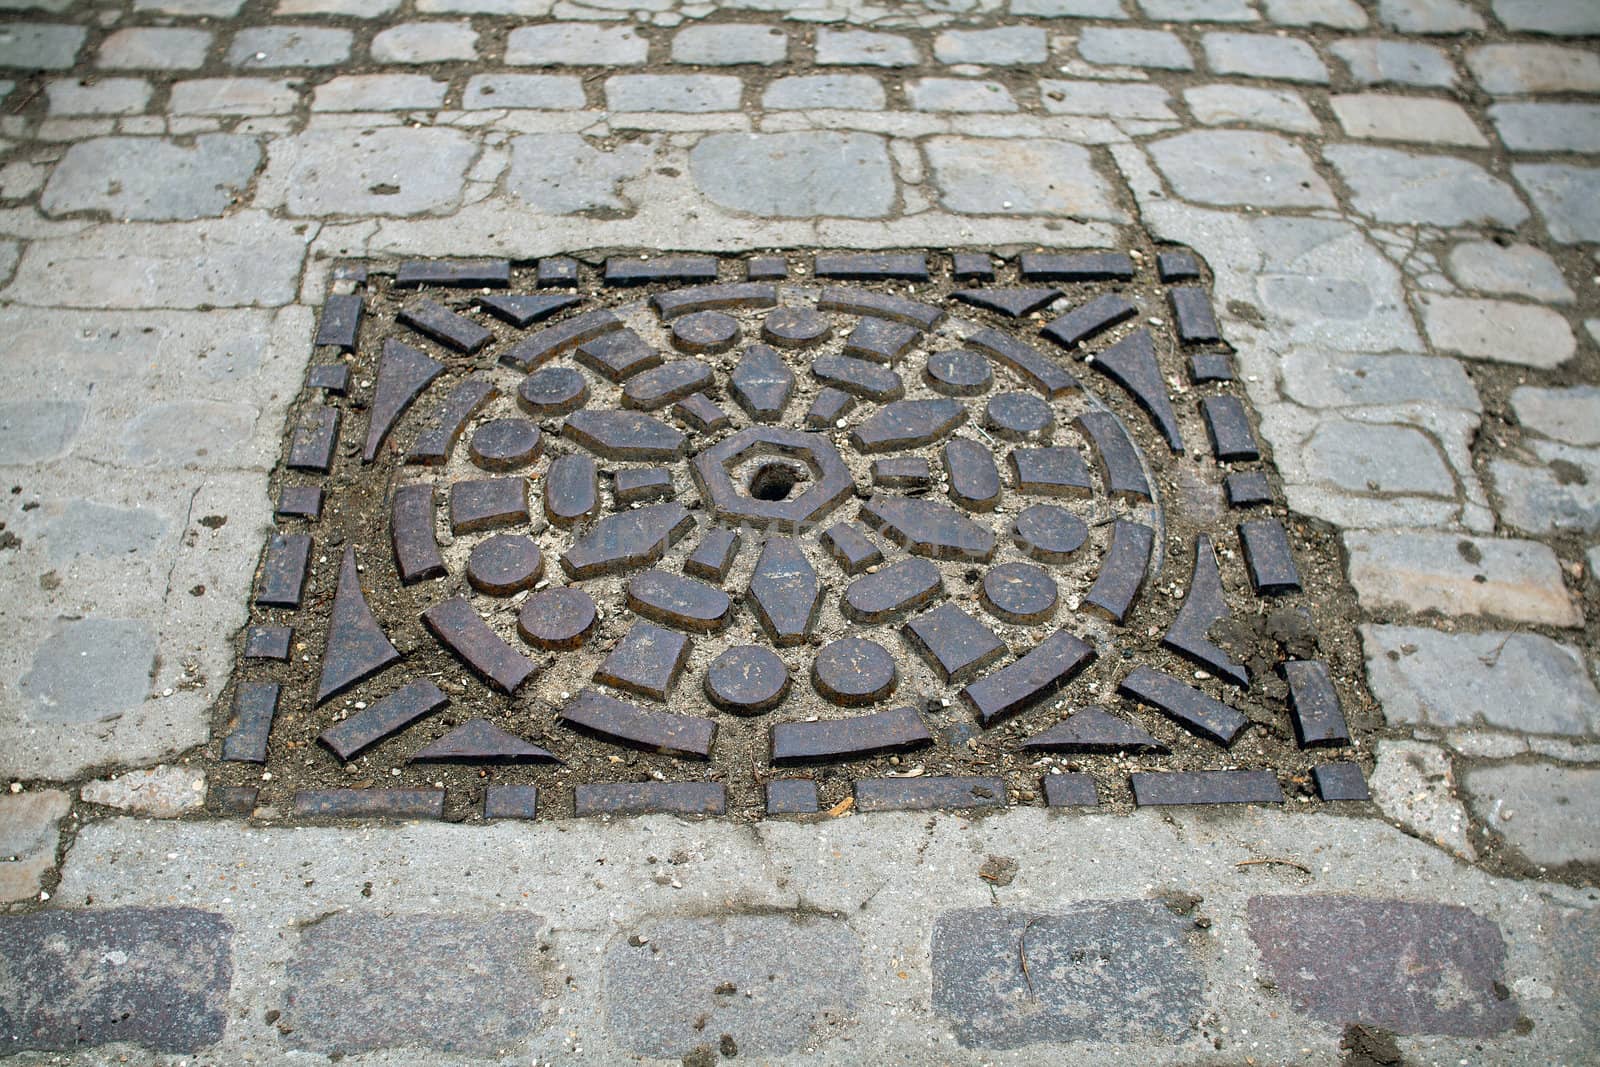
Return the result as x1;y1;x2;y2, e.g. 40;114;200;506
214;249;1368;825
749;461;809;502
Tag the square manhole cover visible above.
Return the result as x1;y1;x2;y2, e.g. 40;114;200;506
208;248;1370;821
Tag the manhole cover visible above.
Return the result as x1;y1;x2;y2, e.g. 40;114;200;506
209;249;1370;821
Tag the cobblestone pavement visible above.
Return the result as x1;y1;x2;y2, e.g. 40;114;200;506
0;0;1598;1062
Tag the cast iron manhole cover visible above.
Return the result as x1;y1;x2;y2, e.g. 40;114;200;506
209;249;1370;821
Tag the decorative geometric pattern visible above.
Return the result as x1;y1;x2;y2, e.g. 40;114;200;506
212;250;1368;821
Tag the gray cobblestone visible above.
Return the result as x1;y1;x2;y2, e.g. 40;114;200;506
97;28;213;71
1012;0;1127;14
312;74;448;111
508;133;649;213
690;131;893;218
1332;94;1486;147
1330;38;1457;88
672;24;788;66
1491;442;1600;536
1184;84;1317;133
463;73;585;110
226;27;352;69
606;74;741;112
1261;0;1367;28
907;78;1018;113
762;74;884;111
1042;79;1174;120
815;29;918;67
1279;349;1480;412
1448;241;1575;303
1151;130;1334;208
933;27;1047;66
1511;385;1600;446
1419;294;1575;369
1346;531;1582;628
280;0;401;12
1469;44;1600;97
0;161;46;200
1138;0;1256;21
134;0;242;12
506;24;648;67
1514;163;1600;244
1371;740;1475;859
1076;27;1191;70
46;78;153;117
1327;146;1528;228
170;77;300;116
1279;414;1456;499
1203;32;1328;84
0;790;69;904
415;0;542;10
1365;625;1600;735
262;128;474;216
1377;0;1483;33
927;136;1123;218
0;23;85;70
1467;764;1600;867
41;135;260;221
1493;0;1600;36
1492;103;1600;155
370;21;479;64
82;765;206;817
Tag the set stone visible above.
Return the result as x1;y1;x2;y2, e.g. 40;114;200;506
1364;624;1600;735
1467;44;1600;96
1510;385;1600;445
1492;103;1600;154
1203;32;1329;83
41;136;262;222
1514;163;1600;244
607;74;741;113
671;24;787;66
1448;242;1574;303
0;790;70;903
227;26;352;67
314;74;447;111
463;74;585;110
762;75;885;111
1332;94;1486;147
1419;295;1574;369
82;765;206;817
98;28;213;70
815;28;919;67
0;23;85;69
371;21;477;63
1138;0;1257;19
1076;27;1192;70
1494;0;1600;34
169;77;299;116
928;137;1120;219
1465;764;1600;867
907;79;1017;113
1345;531;1581;628
1040;80;1174;120
1262;0;1368;27
690;132;894;218
505;24;648;66
933;27;1047;66
1377;0;1483;33
1184;85;1319;133
1149;131;1334;208
1330;38;1457;87
1325;147;1527;228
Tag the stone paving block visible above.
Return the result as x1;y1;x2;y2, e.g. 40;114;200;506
1492;103;1600;154
1377;0;1484;33
370;21;478;64
0;23;85;69
98;28;212;71
1330;38;1457;87
1280;348;1480;413
1150;130;1334;208
136;0;242;11
931;904;1203;1048
0;789;69;903
263;128;474;216
1183;84;1318;133
226;26;353;68
1138;0;1256;19
312;74;447;111
1248;896;1517;1035
1493;0;1600;35
606;74;741;112
1076;27;1191;70
933;27;1047;66
1513;163;1600;244
82;765;206;816
907;78;1018;113
284;913;544;1054
1467;44;1600;96
1364;624;1600;735
671;24;787;65
1345;531;1581;628
606;915;863;1058
20;617;155;725
46;77;152;116
1418;294;1574;369
169;77;300;116
690;132;893;218
815;28;918;67
1467;764;1600;867
1448;241;1574;304
1262;0;1367;27
281;0;401;11
1039;79;1174;119
1203;32;1328;84
463;74;584;110
0;908;232;1053
1510;385;1600;445
506;24;648;66
926;136;1121;218
1332;94;1486;147
509;133;650;215
762;74;884;110
1013;0;1127;12
1490;441;1600;536
1326;146;1528;228
1372;739;1476;859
